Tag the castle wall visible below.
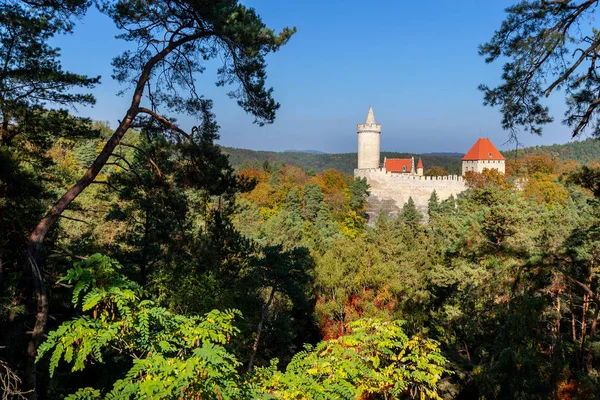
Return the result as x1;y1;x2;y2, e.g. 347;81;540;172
355;168;466;221
461;160;505;175
357;131;380;169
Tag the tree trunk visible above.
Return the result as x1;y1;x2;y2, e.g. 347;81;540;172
0;183;5;295
24;108;139;400
551;295;561;358
140;198;150;287
248;287;275;371
586;305;599;373
585;265;598;373
24;255;47;399
570;295;577;343
0;118;8;294
21;32;206;399
581;293;589;356
23;61;145;400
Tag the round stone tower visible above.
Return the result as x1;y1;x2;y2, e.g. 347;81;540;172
357;107;381;169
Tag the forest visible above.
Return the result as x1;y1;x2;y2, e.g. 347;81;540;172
1;0;600;399
222;149;465;176
223;137;600;176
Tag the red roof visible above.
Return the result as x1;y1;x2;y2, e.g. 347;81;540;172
462;138;505;161
385;158;411;173
417;157;423;169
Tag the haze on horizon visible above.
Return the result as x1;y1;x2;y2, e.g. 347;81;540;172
51;0;589;155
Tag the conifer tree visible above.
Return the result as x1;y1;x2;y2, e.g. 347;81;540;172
302;182;324;222
401;197;423;228
20;1;295;395
480;1;600;139
428;190;440;217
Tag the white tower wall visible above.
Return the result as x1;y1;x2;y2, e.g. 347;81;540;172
461;160;506;175
357;107;381;169
358;132;380;169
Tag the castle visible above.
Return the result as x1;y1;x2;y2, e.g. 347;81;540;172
354;107;505;220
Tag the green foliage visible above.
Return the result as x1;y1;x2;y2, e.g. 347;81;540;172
103;0;295;126
226;149;464;175
302;182;323;222
255;318;449;399
401;197;423;229
227;142;600;175
0;0;99;122
37;255;244;398
3;6;600;397
347;177;370;211
428;190;440;216
479;1;600;138
38;257;450;399
503;138;600;166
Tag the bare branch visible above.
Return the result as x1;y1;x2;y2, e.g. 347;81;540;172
137;107;192;142
118;142;163;177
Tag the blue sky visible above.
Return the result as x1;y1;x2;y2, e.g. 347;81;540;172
51;0;586;154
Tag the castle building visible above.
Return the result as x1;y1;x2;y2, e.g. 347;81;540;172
383;156;424;176
461;138;506;175
354;108;506;221
357;107;381;169
354;107;466;220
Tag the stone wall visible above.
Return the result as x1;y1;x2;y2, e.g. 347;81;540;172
354;168;466;221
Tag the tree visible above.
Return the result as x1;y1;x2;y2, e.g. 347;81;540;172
480;1;600;138
245;245;315;371
569;165;600;198
36;254;246;399
22;1;295;395
257;319;450;400
428;190;440;217
401;197;423;228
38;255;450;398
424;166;449;177
0;0;99;146
464;169;510;189
0;0;102;393
348;177;370;211
302;182;323;222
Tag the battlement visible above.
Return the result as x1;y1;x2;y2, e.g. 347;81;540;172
357;123;382;133
354;168;465;184
353;107;467;222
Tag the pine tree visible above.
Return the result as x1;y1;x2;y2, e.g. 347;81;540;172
480;1;600;139
21;2;296;395
348;177;370;211
428;190;440;217
302;182;324;222
401;197;423;228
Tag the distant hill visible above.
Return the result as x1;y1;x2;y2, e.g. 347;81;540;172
422;152;464;157
283;149;326;154
501;137;600;164
221;138;600;174
221;147;463;174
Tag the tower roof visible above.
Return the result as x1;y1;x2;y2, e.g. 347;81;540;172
365;106;376;124
417;157;424;169
462;138;505;161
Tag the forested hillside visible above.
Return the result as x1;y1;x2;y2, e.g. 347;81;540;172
222;138;600;174
3;0;600;399
222;147;465;174
502;137;600;165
